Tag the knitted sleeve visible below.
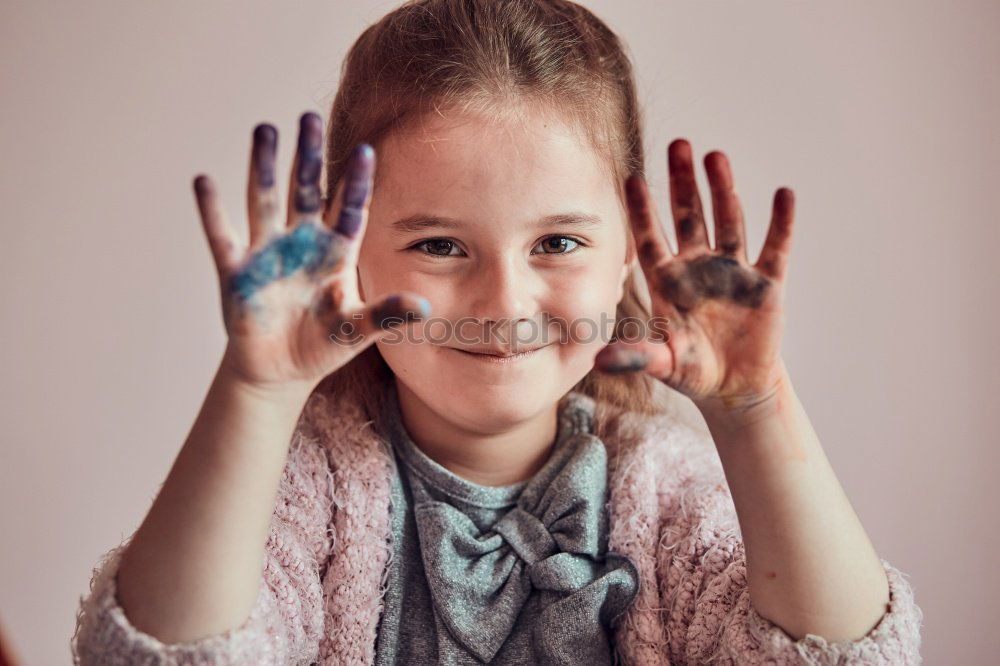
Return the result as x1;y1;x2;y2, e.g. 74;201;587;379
71;427;337;665
655;423;925;665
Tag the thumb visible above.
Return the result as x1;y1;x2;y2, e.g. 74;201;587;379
594;338;675;382
326;291;432;348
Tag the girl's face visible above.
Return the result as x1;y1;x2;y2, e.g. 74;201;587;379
357;107;634;431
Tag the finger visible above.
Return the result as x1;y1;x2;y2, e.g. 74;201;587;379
593;339;675;382
247;123;281;246
625;173;675;279
704;151;748;262
302;143;377;316
668;139;711;254
323;143;375;240
324;292;432;348
286;111;324;228
193;174;242;277
754;187;795;280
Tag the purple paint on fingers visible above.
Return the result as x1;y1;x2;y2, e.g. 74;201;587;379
295;112;323;214
336;143;375;238
597;346;650;373
252;124;277;188
371;294;431;329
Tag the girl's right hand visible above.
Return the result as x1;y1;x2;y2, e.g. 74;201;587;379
193;111;430;392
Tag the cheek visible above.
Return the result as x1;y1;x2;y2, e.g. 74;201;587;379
373;319;448;382
357;245;439;305
540;267;620;349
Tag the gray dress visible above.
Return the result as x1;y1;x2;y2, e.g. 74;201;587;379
372;384;640;665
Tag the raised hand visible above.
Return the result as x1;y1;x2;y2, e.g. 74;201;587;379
193;111;431;390
596;139;795;412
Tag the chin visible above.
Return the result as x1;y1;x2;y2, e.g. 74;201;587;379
438;378;553;427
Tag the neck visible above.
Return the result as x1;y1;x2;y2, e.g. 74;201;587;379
392;379;560;487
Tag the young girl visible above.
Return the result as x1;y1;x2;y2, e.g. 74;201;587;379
72;0;923;663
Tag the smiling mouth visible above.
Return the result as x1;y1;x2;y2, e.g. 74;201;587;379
450;345;548;362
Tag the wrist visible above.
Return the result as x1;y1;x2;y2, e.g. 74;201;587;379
217;346;316;408
694;359;792;431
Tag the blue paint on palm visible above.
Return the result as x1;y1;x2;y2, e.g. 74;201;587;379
230;223;335;302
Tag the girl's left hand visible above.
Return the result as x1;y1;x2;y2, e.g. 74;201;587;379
596;139;796;414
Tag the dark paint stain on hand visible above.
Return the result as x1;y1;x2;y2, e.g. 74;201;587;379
676;214;699;241
717;240;740;257
639;239;660;264
659;255;771;313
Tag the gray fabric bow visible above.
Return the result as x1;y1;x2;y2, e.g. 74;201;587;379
408;407;640;663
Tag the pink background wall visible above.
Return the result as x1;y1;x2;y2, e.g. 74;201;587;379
2;1;996;663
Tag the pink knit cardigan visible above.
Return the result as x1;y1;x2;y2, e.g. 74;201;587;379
71;380;924;664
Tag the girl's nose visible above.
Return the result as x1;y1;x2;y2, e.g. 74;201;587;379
464;255;539;328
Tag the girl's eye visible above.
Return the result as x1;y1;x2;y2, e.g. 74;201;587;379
533;235;583;255
407;235;585;257
411;239;464;257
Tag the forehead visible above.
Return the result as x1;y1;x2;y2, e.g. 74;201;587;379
372;108;617;216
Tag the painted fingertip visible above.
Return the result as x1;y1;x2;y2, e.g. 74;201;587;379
414;295;432;318
775;188;795;212
193;174;212;196
252;123;277;188
298;111;323;135
596;346;649;373
336;144;376;238
253;123;277;145
667;139;690;170
296;114;323;164
372;295;429;330
352;142;375;163
295;114;323;214
347;143;376;188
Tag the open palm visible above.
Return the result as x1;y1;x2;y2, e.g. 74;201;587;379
596;139;795;410
193;112;430;390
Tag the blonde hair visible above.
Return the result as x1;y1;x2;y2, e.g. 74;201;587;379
315;0;664;435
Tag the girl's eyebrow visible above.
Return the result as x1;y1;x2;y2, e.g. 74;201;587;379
388;212;603;234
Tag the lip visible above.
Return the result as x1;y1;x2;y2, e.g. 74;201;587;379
449;345;548;364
